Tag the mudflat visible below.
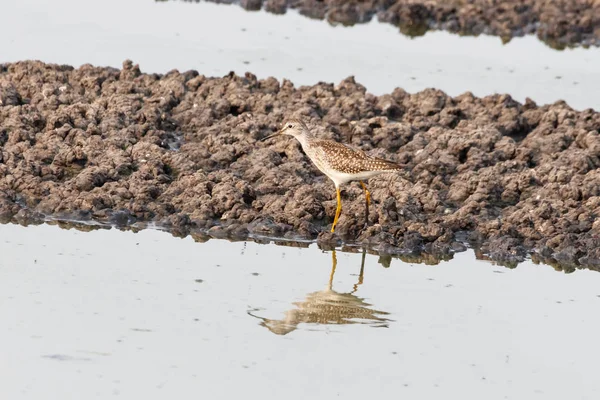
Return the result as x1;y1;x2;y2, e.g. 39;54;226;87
0;60;599;269
225;0;600;48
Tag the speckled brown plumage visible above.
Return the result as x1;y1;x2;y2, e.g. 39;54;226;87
307;139;402;175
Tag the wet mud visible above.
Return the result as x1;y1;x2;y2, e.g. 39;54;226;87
1;60;599;269
189;0;600;49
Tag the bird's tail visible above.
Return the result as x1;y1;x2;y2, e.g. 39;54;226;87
368;157;404;171
369;157;414;184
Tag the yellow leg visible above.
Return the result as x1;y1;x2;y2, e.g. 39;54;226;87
331;186;342;233
360;181;371;226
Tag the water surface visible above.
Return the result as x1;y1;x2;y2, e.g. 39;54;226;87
2;223;600;399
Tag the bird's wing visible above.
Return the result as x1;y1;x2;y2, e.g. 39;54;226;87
312;140;400;174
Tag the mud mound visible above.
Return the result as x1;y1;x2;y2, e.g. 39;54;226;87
1;60;599;269
196;0;600;49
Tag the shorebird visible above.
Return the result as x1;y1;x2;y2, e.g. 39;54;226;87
262;119;403;233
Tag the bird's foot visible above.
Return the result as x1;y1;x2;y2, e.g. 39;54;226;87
355;220;370;237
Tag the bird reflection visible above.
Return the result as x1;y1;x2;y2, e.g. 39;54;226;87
249;250;391;335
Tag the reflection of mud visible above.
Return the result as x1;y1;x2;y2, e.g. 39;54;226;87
249;250;391;335
5;218;598;273
175;0;600;49
1;61;599;270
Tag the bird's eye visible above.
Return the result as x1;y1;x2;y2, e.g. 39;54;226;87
287;124;293;128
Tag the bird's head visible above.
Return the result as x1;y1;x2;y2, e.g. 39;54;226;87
261;118;309;142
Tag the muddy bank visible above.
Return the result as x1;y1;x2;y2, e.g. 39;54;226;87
191;0;600;49
0;60;599;269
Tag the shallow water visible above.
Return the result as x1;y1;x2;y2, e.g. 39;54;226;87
1;0;598;110
2;223;600;399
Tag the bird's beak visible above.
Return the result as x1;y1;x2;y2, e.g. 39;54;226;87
260;128;284;142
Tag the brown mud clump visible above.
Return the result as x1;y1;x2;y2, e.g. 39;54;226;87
1;60;599;269
209;0;600;49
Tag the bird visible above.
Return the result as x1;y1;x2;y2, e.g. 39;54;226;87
261;118;403;233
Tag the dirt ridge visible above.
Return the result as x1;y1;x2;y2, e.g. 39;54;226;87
193;0;600;49
1;60;599;269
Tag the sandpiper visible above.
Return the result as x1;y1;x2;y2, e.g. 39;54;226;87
262;119;403;233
